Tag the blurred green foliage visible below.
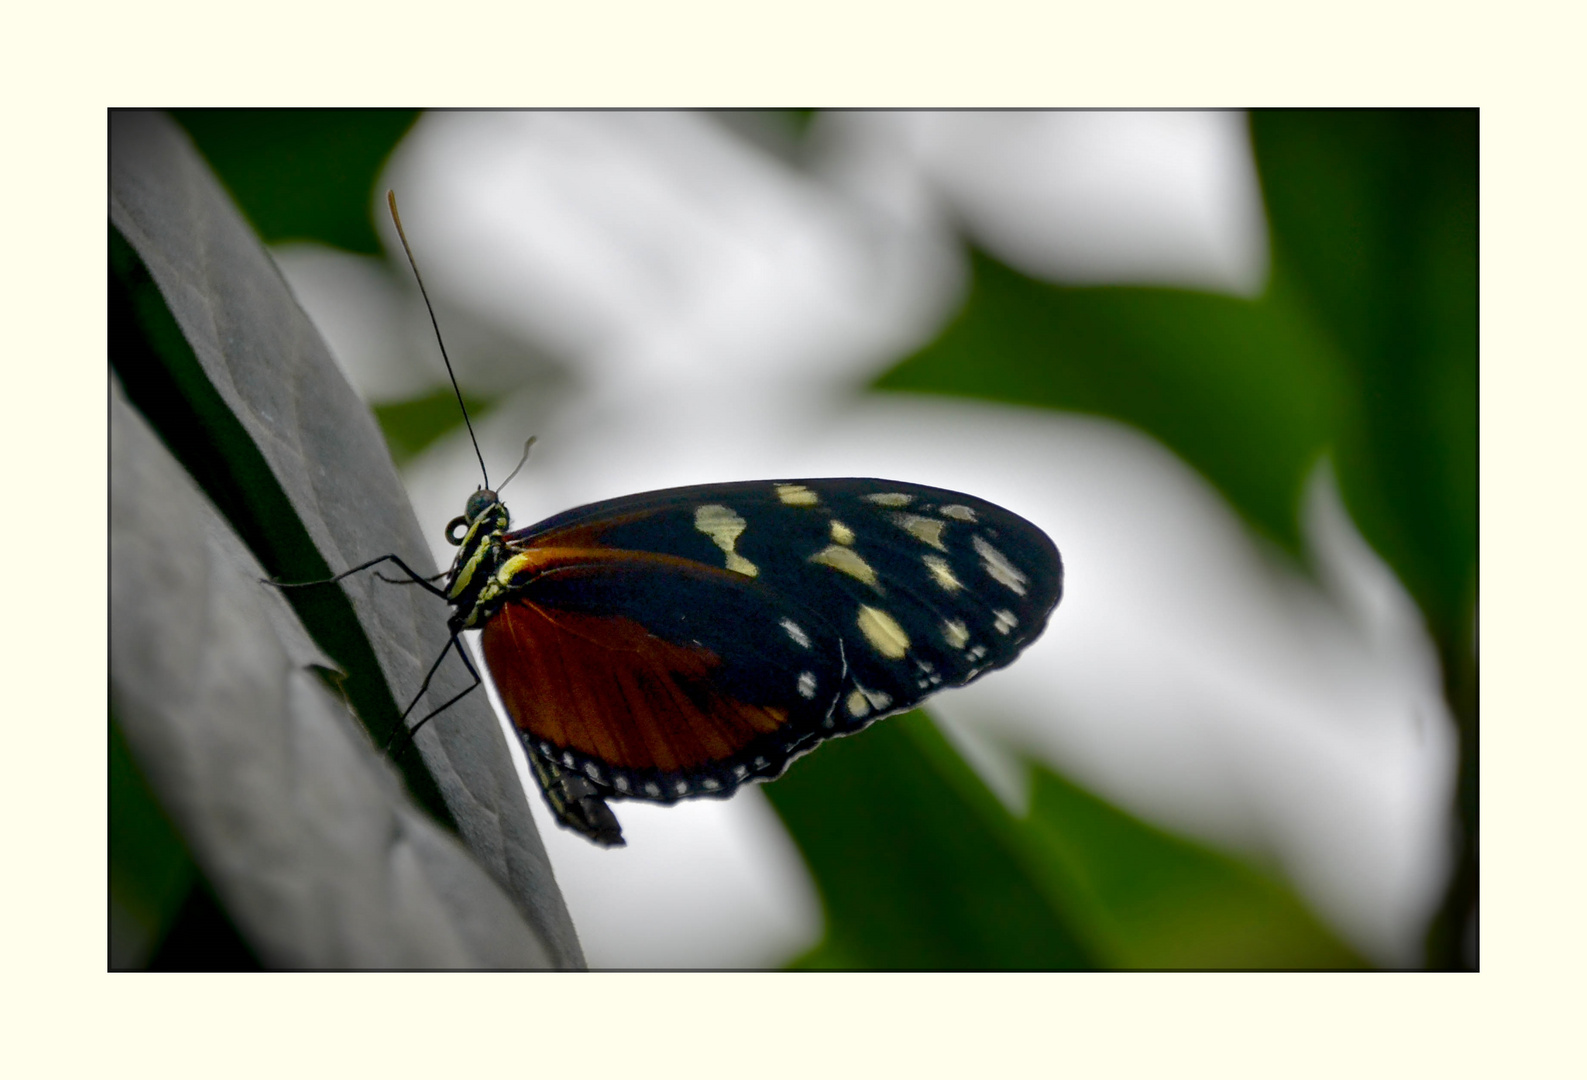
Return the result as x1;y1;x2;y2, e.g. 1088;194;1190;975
110;715;263;970
1023;766;1361;968
766;712;1361;969
109;716;194;968
769;711;1097;970
172;109;419;254
133;109;1473;970
877;254;1351;552
373;386;499;467
875;110;1475;968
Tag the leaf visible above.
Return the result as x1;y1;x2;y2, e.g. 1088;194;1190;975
372;385;499;467
1248;110;1476;967
170;108;420;254
765;710;1363;969
874;111;1477;967
875;252;1352;554
1250;109;1476;638
109;716;198;968
110;382;554;967
108;110;583;967
1022;766;1365;969
765;711;1097;970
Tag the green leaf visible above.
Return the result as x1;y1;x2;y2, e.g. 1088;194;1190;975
875;111;1476;967
1023;766;1365;969
109;715;197;968
1248;111;1476;968
373;386;499;467
170;108;419;254
1251;109;1476;639
876;252;1351;554
765;711;1364;969
765;711;1097;969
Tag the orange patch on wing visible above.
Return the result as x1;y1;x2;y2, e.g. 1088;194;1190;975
482;600;790;774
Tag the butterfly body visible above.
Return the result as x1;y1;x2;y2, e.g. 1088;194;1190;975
439;477;1063;846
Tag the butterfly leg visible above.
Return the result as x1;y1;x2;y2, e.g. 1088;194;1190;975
385;637;627;847
269;553;450;600
384;634;481;759
376;568;449;586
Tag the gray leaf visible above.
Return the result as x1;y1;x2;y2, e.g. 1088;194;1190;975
109;109;582;966
112;384;553;967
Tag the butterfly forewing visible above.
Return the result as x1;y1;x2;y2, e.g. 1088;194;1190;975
487;479;1062;804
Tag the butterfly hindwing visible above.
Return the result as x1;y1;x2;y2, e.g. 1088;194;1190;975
488;479;1062;804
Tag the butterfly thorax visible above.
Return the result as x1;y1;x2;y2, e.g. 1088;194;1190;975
444;494;512;632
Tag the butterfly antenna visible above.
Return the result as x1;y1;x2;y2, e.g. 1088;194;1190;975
498;436;537;494
387;190;490;490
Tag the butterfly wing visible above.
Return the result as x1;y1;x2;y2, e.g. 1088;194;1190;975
483;554;847;802
484;479;1062;808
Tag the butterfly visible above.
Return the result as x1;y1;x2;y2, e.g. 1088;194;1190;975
324;194;1064;848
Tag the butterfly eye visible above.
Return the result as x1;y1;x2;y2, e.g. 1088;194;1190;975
445;516;470;545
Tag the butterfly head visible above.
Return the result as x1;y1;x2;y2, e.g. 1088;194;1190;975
445;488;509;547
466;488;502;525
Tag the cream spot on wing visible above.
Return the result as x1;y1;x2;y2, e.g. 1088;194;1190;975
993;608;1019;635
695;504;758;577
923;554;961;592
844;682;892;717
829;520;855;546
863;492;914;507
857;605;910;659
674;780;689;795
893;513;947;551
942;618;970;649
614;776;629;792
780;617;811;649
703;778;720;791
644;781;661;797
939;504;978;522
775;483;819;506
797;671;818;699
810;544;879;589
973;535;1028;595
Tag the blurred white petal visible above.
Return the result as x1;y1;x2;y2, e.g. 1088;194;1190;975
853;110;1271;295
